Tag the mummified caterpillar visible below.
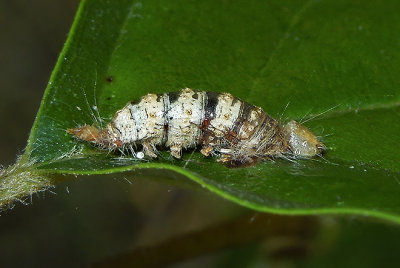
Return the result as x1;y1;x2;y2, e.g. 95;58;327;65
67;88;325;167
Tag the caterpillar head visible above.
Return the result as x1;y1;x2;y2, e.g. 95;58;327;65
283;120;325;158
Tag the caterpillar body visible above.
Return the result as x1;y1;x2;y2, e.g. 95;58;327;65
67;88;325;167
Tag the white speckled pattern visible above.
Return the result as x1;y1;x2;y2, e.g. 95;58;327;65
165;89;206;152
209;93;241;137
129;93;165;145
111;106;137;143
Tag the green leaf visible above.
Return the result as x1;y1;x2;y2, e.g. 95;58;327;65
2;0;400;223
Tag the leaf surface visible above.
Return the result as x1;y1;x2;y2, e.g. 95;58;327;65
17;0;400;222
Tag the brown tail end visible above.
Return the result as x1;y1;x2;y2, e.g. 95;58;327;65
66;125;103;143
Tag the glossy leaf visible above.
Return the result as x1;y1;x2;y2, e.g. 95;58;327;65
3;0;400;222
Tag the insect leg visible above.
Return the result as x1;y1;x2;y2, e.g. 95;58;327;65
142;140;158;158
200;146;213;157
170;143;183;159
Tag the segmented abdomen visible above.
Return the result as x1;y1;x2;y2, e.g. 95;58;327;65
68;88;325;167
109;88;288;162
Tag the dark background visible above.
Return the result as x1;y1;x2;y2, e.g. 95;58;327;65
0;0;80;166
1;1;400;267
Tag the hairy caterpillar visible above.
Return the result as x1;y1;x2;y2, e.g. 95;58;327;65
67;88;325;167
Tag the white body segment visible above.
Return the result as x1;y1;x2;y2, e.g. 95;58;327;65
129;93;165;143
210;93;241;137
165;89;206;157
111;106;137;143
